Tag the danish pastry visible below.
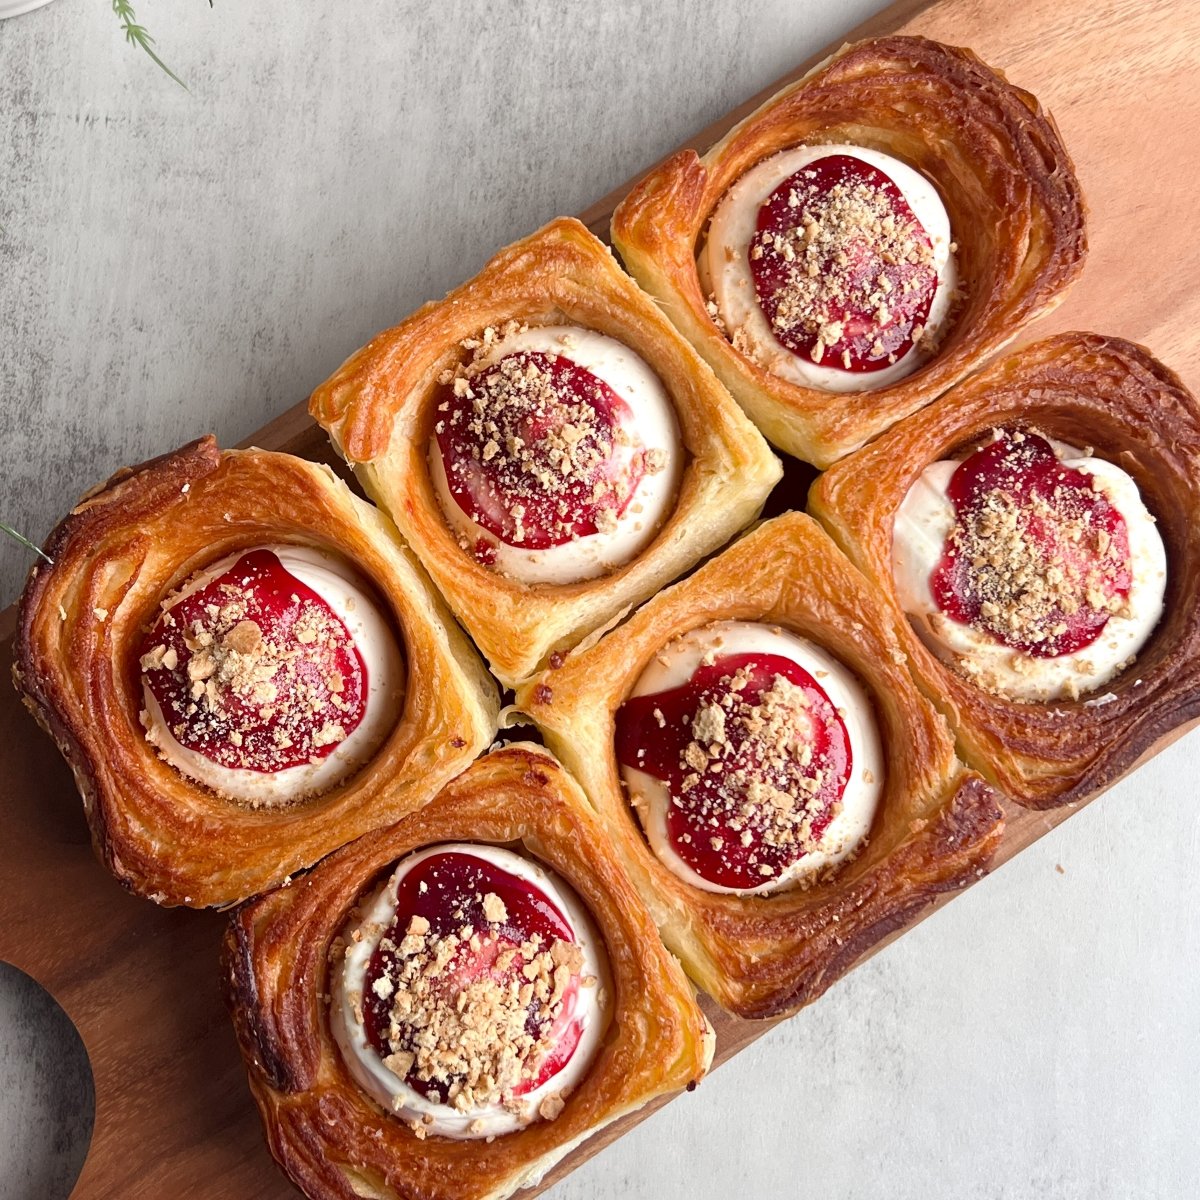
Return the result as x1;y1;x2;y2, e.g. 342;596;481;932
13;437;498;906
310;216;781;686
516;511;1004;1018
612;35;1087;467
224;744;714;1200
809;332;1200;808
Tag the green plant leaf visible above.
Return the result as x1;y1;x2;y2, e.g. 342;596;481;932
111;0;188;90
0;522;53;566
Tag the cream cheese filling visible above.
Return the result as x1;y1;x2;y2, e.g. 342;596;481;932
620;621;884;896
429;324;684;585
331;842;611;1140
140;544;404;804
892;439;1167;701
701;143;957;392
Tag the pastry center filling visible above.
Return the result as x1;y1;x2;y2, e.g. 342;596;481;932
360;850;587;1113
140;548;368;772
749;153;937;371
436;348;666;551
931;430;1133;657
615;652;852;890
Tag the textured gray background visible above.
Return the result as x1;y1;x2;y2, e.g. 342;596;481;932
2;1;1198;1198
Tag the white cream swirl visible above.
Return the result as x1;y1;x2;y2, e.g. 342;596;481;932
331;843;611;1139
892;439;1167;701
701;144;957;392
619;621;883;896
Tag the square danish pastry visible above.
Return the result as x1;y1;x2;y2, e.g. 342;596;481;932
224;744;714;1200
611;35;1087;467
810;332;1200;809
13;437;498;907
516;511;1004;1018
309;216;781;686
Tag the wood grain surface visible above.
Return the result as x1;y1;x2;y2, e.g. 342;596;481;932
2;0;1198;1196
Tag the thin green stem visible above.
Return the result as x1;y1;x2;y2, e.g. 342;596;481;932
111;0;188;90
0;523;53;566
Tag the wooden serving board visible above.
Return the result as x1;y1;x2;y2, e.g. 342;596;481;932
3;0;1198;1195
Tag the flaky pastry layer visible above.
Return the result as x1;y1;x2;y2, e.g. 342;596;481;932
13;437;498;907
810;332;1200;808
612;35;1087;467
224;744;714;1200
310;217;781;686
516;512;1004;1018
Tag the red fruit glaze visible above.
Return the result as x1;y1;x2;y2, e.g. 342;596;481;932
931;431;1132;657
750;154;938;371
140;548;368;772
472;538;497;568
436;350;647;550
615;652;851;889
362;851;586;1102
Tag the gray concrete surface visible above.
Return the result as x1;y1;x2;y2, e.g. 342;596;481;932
2;2;1198;1198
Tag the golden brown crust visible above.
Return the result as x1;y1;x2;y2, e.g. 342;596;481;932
309;216;781;686
515;512;1004;1019
809;332;1200;809
611;35;1087;467
12;437;499;907
223;744;715;1200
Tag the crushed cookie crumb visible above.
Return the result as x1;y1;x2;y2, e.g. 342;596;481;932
636;662;854;887
936;431;1130;658
138;551;366;782
482;892;508;924
434;328;653;549
746;161;940;366
364;904;585;1119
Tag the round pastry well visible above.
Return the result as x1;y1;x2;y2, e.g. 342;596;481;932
132;539;409;805
696;130;972;391
894;409;1189;705
327;838;613;1139
411;316;695;594
611;612;893;899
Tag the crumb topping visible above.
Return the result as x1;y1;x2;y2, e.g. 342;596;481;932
434;324;661;551
616;651;854;889
139;549;366;780
364;898;584;1119
748;154;938;368
933;430;1133;659
946;492;1125;647
674;669;840;875
372;916;582;1114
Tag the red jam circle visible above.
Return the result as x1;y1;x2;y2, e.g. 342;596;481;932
140;548;368;772
749;153;938;372
436;350;647;550
930;430;1133;657
615;652;852;889
361;850;586;1101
